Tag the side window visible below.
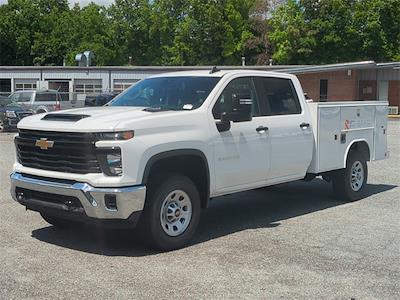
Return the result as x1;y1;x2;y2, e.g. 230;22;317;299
18;92;33;102
212;77;259;119
254;77;301;116
35;93;57;102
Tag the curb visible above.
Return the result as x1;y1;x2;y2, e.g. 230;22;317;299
388;115;400;119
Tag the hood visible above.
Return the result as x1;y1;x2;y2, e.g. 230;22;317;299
0;98;22;110
17;106;187;132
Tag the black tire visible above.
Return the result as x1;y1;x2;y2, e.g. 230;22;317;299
140;173;201;251
332;150;368;202
40;213;78;229
0;119;4;132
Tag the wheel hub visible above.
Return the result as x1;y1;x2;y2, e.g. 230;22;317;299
350;161;364;192
160;190;192;237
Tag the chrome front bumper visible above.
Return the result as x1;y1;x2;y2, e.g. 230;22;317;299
10;172;146;220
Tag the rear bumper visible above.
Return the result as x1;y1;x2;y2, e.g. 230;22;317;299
10;172;146;224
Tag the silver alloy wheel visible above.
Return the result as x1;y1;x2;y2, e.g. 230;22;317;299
350;161;364;192
160;189;192;237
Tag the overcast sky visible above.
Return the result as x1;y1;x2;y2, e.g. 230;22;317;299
0;0;115;7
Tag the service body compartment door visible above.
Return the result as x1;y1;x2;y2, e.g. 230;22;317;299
374;105;388;160
317;106;342;171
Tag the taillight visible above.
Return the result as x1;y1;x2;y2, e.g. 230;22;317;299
55;101;61;111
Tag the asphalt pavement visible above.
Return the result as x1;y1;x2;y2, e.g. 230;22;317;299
0;121;399;299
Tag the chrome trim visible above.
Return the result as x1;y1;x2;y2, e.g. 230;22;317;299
10;172;146;219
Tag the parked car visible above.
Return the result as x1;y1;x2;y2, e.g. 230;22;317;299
8;89;83;113
10;70;388;251
0;96;33;132
84;92;119;107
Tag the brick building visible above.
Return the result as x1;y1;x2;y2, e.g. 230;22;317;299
287;61;400;113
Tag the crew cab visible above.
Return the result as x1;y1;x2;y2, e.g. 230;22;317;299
10;70;388;250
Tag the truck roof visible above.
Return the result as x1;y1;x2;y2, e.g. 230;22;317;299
12;89;58;93
149;69;286;78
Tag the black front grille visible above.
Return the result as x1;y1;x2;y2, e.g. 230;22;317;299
15;129;101;174
16;111;33;120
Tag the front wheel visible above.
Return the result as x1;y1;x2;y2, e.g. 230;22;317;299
140;174;201;251
332;150;368;202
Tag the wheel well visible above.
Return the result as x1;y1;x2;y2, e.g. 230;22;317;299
348;141;370;162
144;153;210;209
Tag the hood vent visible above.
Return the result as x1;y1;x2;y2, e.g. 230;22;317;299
41;114;90;122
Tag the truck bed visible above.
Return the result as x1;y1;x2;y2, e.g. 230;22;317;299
307;101;388;174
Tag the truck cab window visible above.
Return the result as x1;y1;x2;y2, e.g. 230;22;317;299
36;93;57;102
254;77;301;116
212;77;259;119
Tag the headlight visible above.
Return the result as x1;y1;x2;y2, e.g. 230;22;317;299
97;131;134;141
97;147;122;176
5;110;16;118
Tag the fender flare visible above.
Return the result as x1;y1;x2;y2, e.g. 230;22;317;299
343;139;371;167
142;149;210;200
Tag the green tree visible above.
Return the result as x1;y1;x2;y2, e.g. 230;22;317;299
63;3;121;66
269;0;400;64
0;0;41;65
31;0;70;65
269;0;316;64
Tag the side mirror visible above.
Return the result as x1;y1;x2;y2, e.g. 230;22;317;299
222;92;252;123
215;91;253;132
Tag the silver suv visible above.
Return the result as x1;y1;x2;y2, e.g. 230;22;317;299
8;90;82;113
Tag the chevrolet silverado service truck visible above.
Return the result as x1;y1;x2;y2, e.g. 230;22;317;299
10;70;388;250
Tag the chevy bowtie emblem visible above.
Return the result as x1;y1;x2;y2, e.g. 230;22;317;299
35;138;54;150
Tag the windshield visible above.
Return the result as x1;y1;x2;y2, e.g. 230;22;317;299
110;76;220;110
0;97;10;107
9;92;34;102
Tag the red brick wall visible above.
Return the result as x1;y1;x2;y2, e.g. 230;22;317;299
388;80;400;107
359;80;377;101
297;70;358;101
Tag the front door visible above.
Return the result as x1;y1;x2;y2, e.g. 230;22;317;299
211;77;270;193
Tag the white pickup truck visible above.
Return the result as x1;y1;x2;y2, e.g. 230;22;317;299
10;70;388;250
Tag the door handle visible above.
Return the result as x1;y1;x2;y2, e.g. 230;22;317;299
256;126;269;132
299;122;310;129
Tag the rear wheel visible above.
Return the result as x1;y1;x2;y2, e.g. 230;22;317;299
140;173;201;251
332;150;368;202
0;119;4;132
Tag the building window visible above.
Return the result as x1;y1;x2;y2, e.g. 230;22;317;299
0;79;11;96
74;80;102;95
113;79;139;93
362;86;373;94
15;82;37;91
320;79;328;101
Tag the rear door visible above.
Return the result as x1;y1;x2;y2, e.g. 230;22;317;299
253;76;313;181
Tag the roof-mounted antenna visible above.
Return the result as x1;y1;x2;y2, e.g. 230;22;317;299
209;66;219;74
